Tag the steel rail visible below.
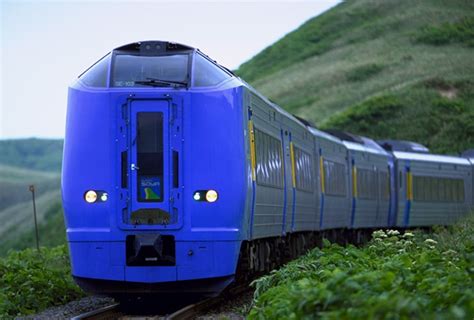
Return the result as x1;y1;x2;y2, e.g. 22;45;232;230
71;284;250;319
71;303;121;320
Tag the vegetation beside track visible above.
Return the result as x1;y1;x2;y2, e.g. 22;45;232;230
248;214;474;319
0;201;67;256
0;245;84;318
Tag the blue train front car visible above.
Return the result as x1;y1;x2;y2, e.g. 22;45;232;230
62;41;248;297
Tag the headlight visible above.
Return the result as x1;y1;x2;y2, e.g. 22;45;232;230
193;190;219;203
205;190;218;203
84;190;98;203
84;190;108;203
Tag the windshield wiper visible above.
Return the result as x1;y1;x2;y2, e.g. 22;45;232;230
134;77;187;88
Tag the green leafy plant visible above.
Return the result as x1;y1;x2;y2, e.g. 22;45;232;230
248;214;474;319
0;245;85;318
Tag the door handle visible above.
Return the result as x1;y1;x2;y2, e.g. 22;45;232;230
131;163;140;171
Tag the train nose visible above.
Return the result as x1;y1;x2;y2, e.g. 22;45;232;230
126;234;176;266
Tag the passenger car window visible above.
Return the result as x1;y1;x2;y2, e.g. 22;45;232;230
193;54;231;87
78;54;111;87
112;54;189;87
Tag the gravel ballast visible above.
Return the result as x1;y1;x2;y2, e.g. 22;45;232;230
17;296;115;320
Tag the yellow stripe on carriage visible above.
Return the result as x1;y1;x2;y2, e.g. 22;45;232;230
352;166;358;198
290;142;296;188
319;156;325;194
248;120;256;181
406;171;413;200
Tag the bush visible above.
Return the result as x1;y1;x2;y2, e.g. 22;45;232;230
0;245;84;318
324;94;402;136
248;215;474;319
322;79;474;155
346;63;384;82
416;17;474;47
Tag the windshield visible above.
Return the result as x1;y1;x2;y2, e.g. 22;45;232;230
112;54;189;87
78;53;110;87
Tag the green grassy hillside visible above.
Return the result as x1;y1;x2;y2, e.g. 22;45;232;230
236;0;474;153
0;139;64;255
0;190;65;256
324;79;474;154
0;138;63;172
0;165;60;211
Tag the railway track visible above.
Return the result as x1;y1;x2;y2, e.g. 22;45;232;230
72;284;251;320
71;303;122;320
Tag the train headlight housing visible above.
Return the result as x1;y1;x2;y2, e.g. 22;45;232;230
193;190;219;203
84;190;108;203
205;190;218;203
84;190;98;203
100;193;108;202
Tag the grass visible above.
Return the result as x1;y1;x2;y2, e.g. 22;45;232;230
0;164;60;211
248;214;474;319
0;143;62;256
322;78;474;154
0;201;67;256
236;1;402;83
346;63;385;82
0;245;84;318
0;190;63;256
235;0;474;139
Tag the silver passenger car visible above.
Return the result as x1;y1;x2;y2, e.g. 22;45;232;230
308;128;350;230
393;152;472;227
343;138;391;229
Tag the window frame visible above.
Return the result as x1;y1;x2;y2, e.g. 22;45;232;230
293;145;314;193
323;159;347;197
412;175;465;203
254;127;284;189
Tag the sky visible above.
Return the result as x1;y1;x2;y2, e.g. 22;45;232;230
0;0;340;139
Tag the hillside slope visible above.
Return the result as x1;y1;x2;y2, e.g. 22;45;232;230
0;140;64;255
0;138;63;172
0;164;60;211
236;0;474;153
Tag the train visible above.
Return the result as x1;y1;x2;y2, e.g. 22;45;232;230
62;41;474;299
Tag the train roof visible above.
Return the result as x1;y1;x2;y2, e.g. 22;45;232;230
114;41;194;54
343;140;390;156
393;151;471;166
239;78;308;131
377;139;429;153
360;137;389;153
461;149;474;158
292;115;317;128
323;129;365;144
307;127;345;145
321;129;389;156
